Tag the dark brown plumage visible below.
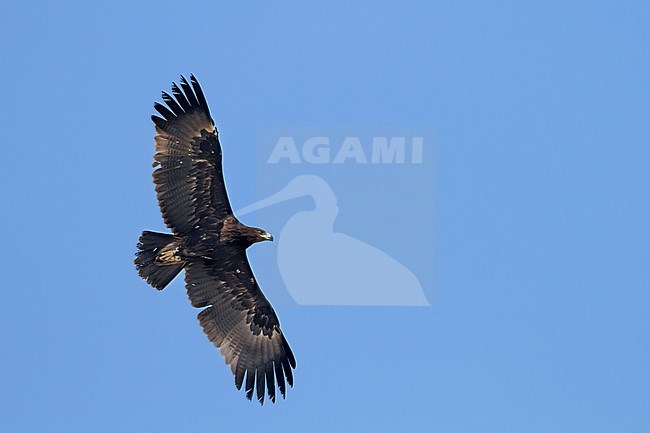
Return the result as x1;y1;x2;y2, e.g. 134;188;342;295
135;75;295;404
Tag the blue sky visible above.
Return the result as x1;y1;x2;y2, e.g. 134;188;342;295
1;1;649;432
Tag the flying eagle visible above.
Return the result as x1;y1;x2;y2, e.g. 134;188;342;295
135;75;296;404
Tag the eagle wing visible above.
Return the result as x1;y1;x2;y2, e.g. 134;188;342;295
151;75;232;235
184;252;296;404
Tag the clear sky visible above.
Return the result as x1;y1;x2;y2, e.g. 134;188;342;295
1;1;648;432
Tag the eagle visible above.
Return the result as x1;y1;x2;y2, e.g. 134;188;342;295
135;75;296;404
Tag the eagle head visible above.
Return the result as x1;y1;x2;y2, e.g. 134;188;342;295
241;226;274;245
254;229;274;242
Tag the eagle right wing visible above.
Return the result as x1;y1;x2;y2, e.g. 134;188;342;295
151;75;233;235
184;254;296;404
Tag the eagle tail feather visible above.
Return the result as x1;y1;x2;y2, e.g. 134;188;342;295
135;231;185;290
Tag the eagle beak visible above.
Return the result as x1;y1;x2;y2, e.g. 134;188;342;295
262;232;274;242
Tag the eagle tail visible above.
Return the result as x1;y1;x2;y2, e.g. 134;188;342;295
135;231;185;290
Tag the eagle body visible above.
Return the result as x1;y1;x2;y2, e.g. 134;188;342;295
153;215;272;264
135;75;295;404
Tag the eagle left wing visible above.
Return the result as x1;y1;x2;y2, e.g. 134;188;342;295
184;254;296;404
151;75;233;235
